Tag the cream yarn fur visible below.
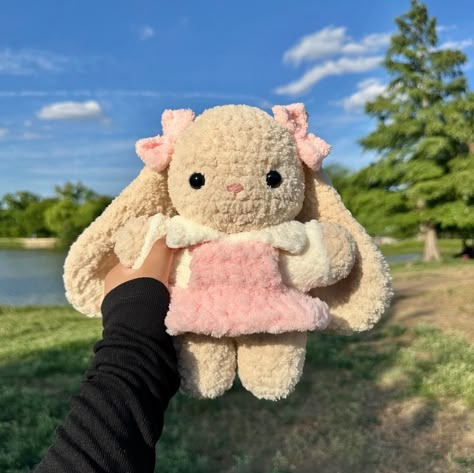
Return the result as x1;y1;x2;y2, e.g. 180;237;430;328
64;104;392;400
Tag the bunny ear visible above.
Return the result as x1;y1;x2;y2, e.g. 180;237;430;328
135;135;169;171
64;167;176;316
297;168;393;334
272;103;331;171
136;108;195;171
161;109;195;137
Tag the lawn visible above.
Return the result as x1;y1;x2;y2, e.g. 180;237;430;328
1;263;474;473
379;238;463;257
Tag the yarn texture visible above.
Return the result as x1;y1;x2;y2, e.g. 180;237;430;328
64;103;392;400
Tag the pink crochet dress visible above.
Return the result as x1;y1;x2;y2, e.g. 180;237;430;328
165;239;329;337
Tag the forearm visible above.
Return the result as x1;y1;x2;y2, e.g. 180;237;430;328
34;278;180;473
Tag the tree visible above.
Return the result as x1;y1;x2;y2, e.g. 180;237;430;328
0;183;111;244
45;198;81;246
23;199;57;237
45;183;111;247
324;164;352;196
358;0;474;260
53;182;98;204
0;192;41;237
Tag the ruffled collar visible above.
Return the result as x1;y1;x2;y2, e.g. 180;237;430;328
166;215;307;254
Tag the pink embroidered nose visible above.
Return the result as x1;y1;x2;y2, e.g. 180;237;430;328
227;183;244;194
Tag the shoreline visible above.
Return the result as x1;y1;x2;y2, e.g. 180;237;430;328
0;237;58;249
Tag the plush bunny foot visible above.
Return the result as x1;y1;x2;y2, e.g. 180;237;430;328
236;332;307;400
174;334;237;399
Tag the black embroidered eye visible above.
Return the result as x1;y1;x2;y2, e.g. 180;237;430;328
266;170;282;188
189;173;205;189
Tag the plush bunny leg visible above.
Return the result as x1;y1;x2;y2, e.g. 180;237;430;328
236;332;307;400
174;334;237;399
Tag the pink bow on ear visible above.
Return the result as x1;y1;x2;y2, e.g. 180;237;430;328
272;103;331;171
135;109;195;171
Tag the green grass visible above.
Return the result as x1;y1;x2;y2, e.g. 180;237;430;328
380;238;462;257
389;257;473;274
1;302;473;472
0;306;101;473
393;326;474;404
379;238;472;272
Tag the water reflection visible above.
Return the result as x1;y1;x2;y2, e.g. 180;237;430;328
385;252;422;263
0;249;67;305
0;249;423;306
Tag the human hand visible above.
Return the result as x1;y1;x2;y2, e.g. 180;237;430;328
104;239;174;296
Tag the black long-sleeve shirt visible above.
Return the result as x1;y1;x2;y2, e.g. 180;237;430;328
34;278;180;473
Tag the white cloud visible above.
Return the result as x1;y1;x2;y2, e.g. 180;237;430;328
338;78;386;112
22;131;42;140
438;39;473;50
437;24;457;33
342;33;391;55
0;48;74;75
37;100;104;120
138;26;155;40
275;56;383;96
0;89;272;108
0;128;8;138
284;27;347;64
283;26;390;65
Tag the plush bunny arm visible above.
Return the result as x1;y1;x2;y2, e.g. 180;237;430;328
114;214;169;269
319;222;357;285
280;221;356;292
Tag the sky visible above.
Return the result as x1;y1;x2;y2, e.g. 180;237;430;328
1;0;473;196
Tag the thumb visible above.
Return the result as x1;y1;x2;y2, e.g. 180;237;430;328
139;239;175;286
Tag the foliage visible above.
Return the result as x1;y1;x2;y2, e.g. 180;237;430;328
352;0;474;238
0;183;112;247
0;192;50;238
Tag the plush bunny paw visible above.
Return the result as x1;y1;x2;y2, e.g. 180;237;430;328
236;332;307;400
174;334;237;399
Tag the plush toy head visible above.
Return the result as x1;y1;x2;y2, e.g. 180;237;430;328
136;104;330;233
168;105;304;232
64;103;391;337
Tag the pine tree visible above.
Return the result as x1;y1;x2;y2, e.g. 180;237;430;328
357;0;474;260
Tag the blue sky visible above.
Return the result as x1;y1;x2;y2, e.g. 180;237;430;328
1;0;473;196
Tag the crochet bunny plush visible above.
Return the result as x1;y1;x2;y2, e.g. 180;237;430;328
64;103;392;401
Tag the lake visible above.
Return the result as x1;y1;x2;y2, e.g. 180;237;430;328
0;248;423;306
0;249;68;305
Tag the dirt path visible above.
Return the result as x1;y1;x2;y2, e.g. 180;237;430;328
391;264;474;342
355;263;474;473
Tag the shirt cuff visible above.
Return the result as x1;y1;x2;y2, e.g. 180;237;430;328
101;278;171;336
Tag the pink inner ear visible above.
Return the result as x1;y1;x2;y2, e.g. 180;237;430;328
135;136;171;171
299;134;331;171
162;109;195;138
272;103;309;135
272;103;330;171
135;108;195;171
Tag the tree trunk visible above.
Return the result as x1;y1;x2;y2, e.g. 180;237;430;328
423;223;441;262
